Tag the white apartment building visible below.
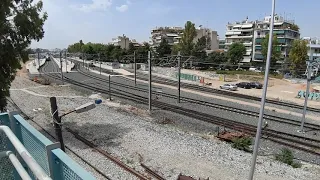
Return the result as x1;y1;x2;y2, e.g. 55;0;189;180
307;44;320;60
225;18;255;63
109;35;130;49
150;26;219;51
130;39;144;47
150;26;184;47
225;15;300;63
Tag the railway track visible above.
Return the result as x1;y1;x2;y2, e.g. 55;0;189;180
39;59;166;179
39;61;320;157
5;97;113;180
73;62;320;132
126;70;320;114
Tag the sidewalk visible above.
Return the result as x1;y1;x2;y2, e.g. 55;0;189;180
26;58;46;74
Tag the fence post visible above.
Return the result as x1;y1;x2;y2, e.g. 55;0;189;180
50;97;65;152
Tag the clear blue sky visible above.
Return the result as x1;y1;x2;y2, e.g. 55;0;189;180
31;0;319;49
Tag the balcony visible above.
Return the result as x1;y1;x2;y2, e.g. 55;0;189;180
227;35;253;39
0;112;94;180
243;42;252;46
308;53;320;57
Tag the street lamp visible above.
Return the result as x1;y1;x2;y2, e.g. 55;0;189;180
50;97;102;151
248;0;276;179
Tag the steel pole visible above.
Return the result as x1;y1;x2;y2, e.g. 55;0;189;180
38;52;41;76
99;53;101;75
178;51;181;103
65;51;67;73
134;51;137;86
109;75;111;101
148;51;152;111
50;97;65;152
299;43;313;132
59;52;64;85
82;53;84;67
248;0;275;179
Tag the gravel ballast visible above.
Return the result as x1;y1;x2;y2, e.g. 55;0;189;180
7;75;320;180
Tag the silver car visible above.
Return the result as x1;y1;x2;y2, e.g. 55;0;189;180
219;84;238;91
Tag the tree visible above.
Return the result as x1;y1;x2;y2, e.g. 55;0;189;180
171;44;182;55
193;36;207;59
156;39;172;57
180;21;197;55
0;0;47;111
227;43;246;64
82;43;96;54
289;39;308;76
111;46;123;60
261;34;281;63
206;51;228;64
127;42;136;55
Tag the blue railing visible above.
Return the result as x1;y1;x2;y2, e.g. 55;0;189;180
0;112;95;180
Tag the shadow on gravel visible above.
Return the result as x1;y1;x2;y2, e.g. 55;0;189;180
63;122;130;148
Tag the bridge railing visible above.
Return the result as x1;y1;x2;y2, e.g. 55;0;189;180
0;112;95;180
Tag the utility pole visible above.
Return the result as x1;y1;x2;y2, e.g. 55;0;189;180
50;97;65;152
82;53;85;67
59;52;64;85
99;53;101;75
108;75;111;101
37;52;41;76
299;40;313;133
177;51;181;103
134;51;137;86
65;51;67;73
148;51;152;111
248;0;275;179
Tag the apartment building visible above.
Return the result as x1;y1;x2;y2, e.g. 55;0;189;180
150;26;219;51
225;18;255;62
254;15;300;62
225;15;300;63
307;44;320;60
130;39;144;47
150;26;184;47
109;35;130;49
218;39;226;50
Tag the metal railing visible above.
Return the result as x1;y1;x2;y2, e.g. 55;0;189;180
0;112;95;180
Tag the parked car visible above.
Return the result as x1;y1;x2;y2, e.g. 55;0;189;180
249;82;263;89
219;84;238;91
236;82;252;89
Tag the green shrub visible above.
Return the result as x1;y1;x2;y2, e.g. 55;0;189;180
275;148;301;168
291;162;302;168
231;137;252;152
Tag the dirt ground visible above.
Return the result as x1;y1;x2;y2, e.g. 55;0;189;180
16;60;31;78
175;69;320;108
